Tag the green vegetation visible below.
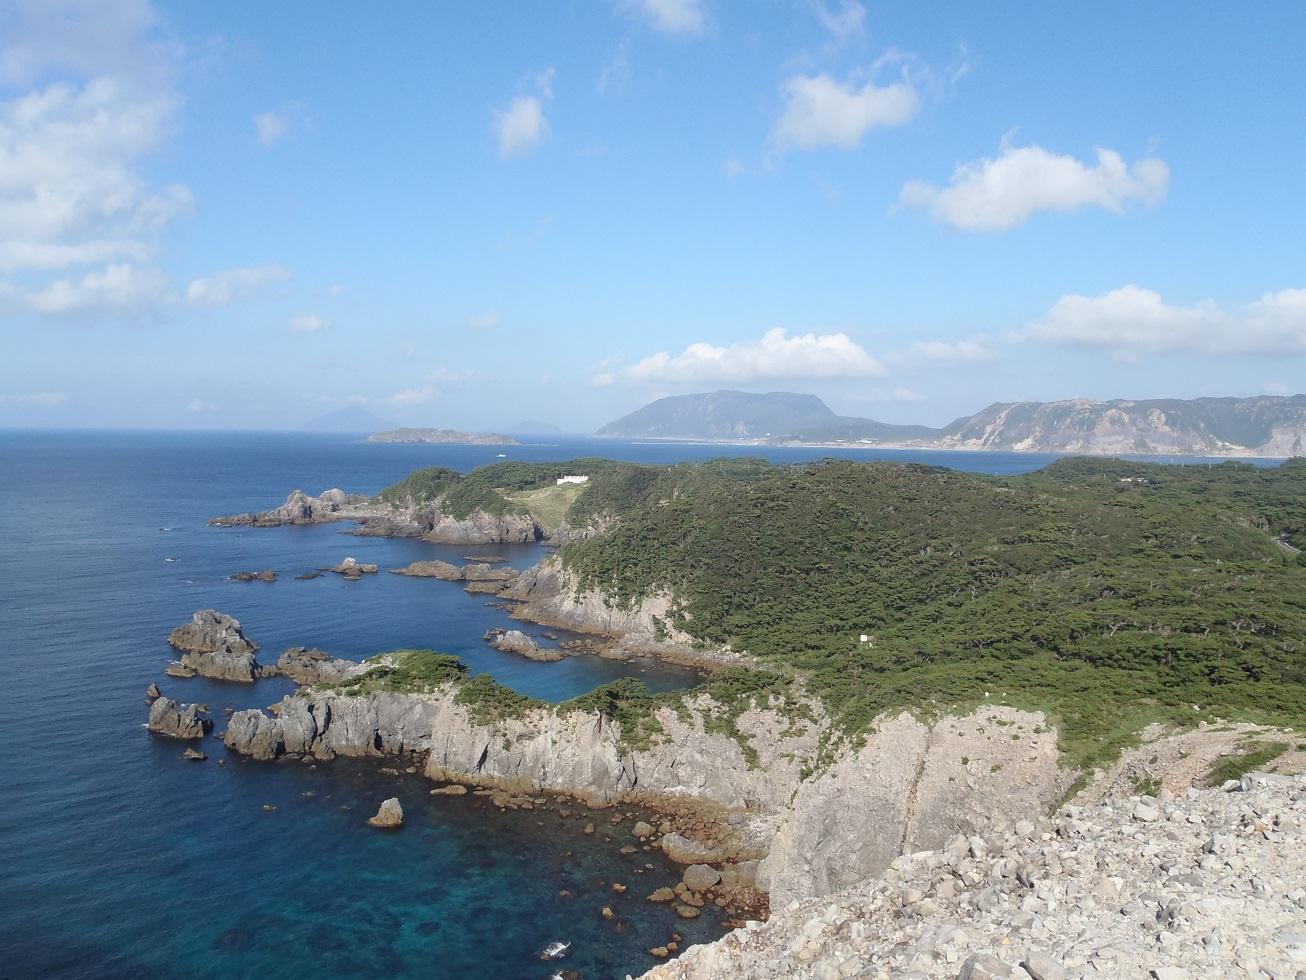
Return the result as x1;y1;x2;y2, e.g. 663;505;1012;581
331;649;469;694
453;672;542;725
552;455;1306;770
1202;740;1292;786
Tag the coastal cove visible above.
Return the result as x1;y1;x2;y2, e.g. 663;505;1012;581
0;431;1289;980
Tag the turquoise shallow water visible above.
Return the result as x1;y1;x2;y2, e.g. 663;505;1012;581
0;431;1278;978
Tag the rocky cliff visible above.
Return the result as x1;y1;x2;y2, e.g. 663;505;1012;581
642;772;1306;980
210;487;541;544
166;609;263;681
223;681;1074;909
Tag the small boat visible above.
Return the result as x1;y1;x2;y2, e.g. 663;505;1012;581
158;527;172;532
539;940;571;961
164;557;179;562
497;452;508;457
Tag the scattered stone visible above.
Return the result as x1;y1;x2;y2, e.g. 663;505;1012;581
182;748;206;761
367;797;404;829
1019;952;1066;980
647;887;676;903
660;832;725;864
230;569;277;582
682;864;721;892
633;820;655;839
430;785;468;796
959;953;1013;979
674;904;701;920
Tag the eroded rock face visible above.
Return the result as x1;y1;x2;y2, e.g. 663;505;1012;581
147;696;212;739
640;774;1306;980
274;647;368;686
166;610;262;682
224;693;442;761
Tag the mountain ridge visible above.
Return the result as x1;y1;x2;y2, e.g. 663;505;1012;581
597;390;1306;457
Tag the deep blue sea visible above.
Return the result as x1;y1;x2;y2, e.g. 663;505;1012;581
0;431;1282;979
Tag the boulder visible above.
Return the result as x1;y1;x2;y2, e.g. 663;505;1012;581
147;696;211;739
647;887;677;903
167;610;261;682
660;832;725;865
145;682;162;702
959;953;1013;979
182;748;207;761
430;784;469;796
682;864;722;892
367;797;404;828
633;820;655;839
484;628;562;662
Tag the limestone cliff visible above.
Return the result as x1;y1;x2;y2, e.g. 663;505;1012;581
222;683;1075;909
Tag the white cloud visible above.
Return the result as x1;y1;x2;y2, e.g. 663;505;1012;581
0;0;190;314
466;311;500;330
185;264;291;307
254;110;287;146
908;338;996;362
772;70;920;150
1021;284;1306;357
327;283;345;296
495;95;548;157
495;69;554;158
594;327;887;386
187;398;217;413
381;369;471;405
14;262;168;315
633;0;706;35
0;390;67;406
290;312;329;334
900;139;1170;231
890;386;924;402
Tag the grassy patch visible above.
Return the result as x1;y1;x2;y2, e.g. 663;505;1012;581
1202;740;1292;786
504;484;585;531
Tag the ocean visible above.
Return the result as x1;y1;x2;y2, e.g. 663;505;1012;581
0;431;1280;979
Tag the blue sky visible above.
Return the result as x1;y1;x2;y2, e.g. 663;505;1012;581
2;0;1305;431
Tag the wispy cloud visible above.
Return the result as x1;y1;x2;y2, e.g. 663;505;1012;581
185;265;291;307
628;0;706;35
0;390;67;406
290;312;329;334
466;311;501;330
771;65;920;151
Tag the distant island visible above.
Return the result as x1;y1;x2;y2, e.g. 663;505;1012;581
596;389;1306;458
367;427;520;446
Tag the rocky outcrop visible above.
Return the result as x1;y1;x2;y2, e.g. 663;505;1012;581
642;773;1306;980
147;696;212;739
390;559;464;580
223;692;443;761
273;647;369;686
500;556;738;668
391;560;517;583
367;797;404;828
230;570;276;582
328;557;378;579
210;488;370;526
484;628;562;662
166;610;262;682
367;428;519;445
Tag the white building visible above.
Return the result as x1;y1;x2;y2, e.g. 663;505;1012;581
557;474;590;485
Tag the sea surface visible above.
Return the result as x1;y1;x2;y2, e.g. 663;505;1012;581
0;431;1282;979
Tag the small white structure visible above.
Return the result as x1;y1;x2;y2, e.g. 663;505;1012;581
557;475;590;485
